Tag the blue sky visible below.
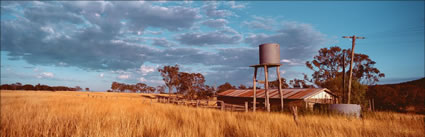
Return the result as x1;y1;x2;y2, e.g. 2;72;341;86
1;1;424;91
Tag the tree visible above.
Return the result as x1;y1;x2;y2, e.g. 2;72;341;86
289;78;314;88
128;85;137;93
136;83;147;93
85;88;90;91
146;86;156;93
111;82;120;92
306;46;384;85
177;72;206;99
10;82;22;90
238;84;247;89
156;85;166;94
1;84;12;90
197;85;214;99
269;78;289;89
305;46;384;104
158;65;180;100
217;82;236;93
319;76;368;105
75;86;82;91
118;83;127;92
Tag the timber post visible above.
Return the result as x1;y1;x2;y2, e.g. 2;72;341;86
277;66;284;111
220;101;224;111
245;101;248;112
292;106;298;126
253;67;258;112
231;104;233;112
196;100;199;108
264;65;270;112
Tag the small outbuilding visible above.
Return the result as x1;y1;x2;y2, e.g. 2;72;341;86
217;88;338;111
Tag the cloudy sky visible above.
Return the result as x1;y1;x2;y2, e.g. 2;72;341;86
1;1;424;91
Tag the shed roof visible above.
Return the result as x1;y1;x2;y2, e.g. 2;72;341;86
217;88;336;99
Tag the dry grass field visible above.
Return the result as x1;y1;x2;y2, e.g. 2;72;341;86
1;90;424;137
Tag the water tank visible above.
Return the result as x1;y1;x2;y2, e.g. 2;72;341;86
259;43;280;64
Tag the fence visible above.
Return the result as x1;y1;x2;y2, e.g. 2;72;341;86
156;96;249;112
81;94;249;112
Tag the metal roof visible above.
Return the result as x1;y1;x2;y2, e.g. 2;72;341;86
217;88;336;99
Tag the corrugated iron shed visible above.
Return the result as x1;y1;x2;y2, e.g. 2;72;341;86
217;88;336;99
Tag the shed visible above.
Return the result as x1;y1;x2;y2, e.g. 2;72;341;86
217;88;338;111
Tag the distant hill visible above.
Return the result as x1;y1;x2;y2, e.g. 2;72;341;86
367;77;425;114
382;77;425;89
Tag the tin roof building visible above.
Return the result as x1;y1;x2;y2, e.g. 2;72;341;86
217;88;338;111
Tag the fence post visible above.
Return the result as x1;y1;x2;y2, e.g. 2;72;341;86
220;101;224;111
292;106;298;126
231;104;233;112
196;100;199;108
245;101;248;112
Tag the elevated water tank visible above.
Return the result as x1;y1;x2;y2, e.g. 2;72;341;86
259;43;280;64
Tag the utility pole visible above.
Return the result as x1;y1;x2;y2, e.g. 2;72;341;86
342;35;365;104
342;50;346;103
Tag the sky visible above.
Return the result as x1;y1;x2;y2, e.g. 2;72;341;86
1;1;424;91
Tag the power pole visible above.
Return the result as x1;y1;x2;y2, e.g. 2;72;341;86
342;35;365;104
342;50;346;103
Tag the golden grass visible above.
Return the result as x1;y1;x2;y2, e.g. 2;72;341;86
1;90;424;137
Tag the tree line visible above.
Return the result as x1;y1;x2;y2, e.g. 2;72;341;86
157;65;214;99
109;82;156;93
300;46;423;114
108;65;215;99
367;78;425;113
301;46;385;106
0;82;88;91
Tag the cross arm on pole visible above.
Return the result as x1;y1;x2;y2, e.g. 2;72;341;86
342;36;365;39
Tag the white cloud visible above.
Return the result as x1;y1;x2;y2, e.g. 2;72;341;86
139;65;157;75
281;59;304;66
151;38;177;47
118;74;130;79
58;62;67;66
139;77;147;82
202;19;229;28
281;59;291;63
33;67;40;72
1;1;201;70
176;30;242;46
203;2;234;18
145;30;162;35
99;73;104;78
227;1;246;9
242;16;276;30
37;72;54;78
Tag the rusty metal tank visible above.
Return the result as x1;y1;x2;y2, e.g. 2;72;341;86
329;104;362;118
259;43;280;64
